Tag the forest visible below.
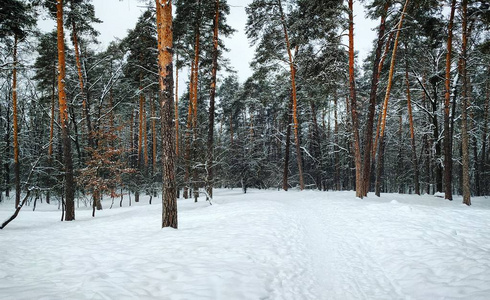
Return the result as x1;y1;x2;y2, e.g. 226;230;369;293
0;0;489;228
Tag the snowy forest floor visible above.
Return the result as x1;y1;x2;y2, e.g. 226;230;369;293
1;189;490;299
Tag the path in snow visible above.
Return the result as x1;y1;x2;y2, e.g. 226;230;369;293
1;189;490;299
286;191;490;299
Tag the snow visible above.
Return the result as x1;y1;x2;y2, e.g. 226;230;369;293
1;189;490;299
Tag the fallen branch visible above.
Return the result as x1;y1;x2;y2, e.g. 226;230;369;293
0;190;31;229
0;151;42;229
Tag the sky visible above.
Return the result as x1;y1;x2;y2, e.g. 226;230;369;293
39;0;378;83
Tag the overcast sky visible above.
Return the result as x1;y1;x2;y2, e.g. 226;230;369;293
39;0;377;83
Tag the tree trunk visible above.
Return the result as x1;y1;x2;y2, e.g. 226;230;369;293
206;0;219;199
375;138;385;197
481;70;489;195
183;69;193;199
405;59;420;195
46;62;55;205
347;0;363;198
4;102;10;198
334;92;340;191
431;83;443;193
151;95;157;173
460;0;471;206
12;34;20;208
378;0;409;144
175;53;179;157
57;0;75;221
185;3;202;199
156;0;177;228
0;103;2;202
372;32;395;159
362;2;389;197
138;88;144;168
130;110;134;166
278;0;304;190
230;112;234;147
443;0;456;200
310;100;322;190
397;113;404;193
144;97;149;168
69;106;82;164
283;92;293;191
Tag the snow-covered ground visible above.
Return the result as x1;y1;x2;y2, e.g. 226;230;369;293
1;189;490;299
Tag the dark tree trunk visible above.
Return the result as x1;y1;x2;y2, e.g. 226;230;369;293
4;103;10;198
283;92;293;191
405;62;420;195
460;0;471;206
397;114;403;193
443;0;456;200
69;106;82;164
1;191;31;229
362;2;389;197
0;103;2;202
334;92;340;191
430;83;443;193
375;138;386;197
206;0;219;199
12;34;20;208
310;101;322;190
481;71;489;195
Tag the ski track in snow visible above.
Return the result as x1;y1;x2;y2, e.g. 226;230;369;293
1;189;490;299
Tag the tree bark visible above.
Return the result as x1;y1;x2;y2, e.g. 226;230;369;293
443;0;456;200
206;0;219;199
144;97;149;168
429;82;443;193
347;0;363;198
309;100;322;190
151;95;157;173
375;138;385;197
481;69;490;195
183;62;194;199
12;34;20;208
156;0;177;228
175;53;179;157
57;0;75;221
138;88;144;168
4;103;10;198
460;0;471;206
405;58;420;195
69;106;82;164
283;92;293;191
334;91;340;191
